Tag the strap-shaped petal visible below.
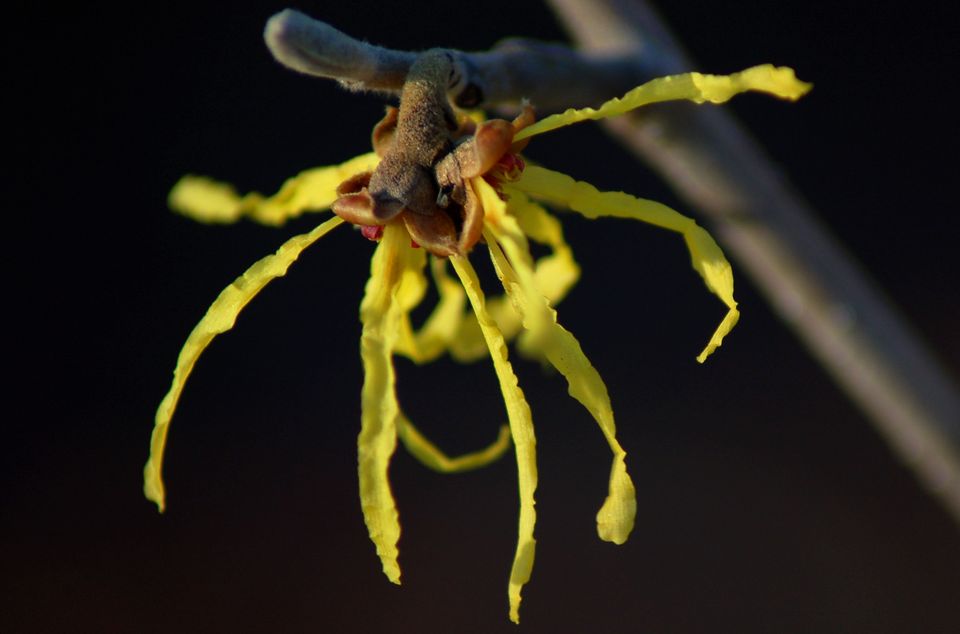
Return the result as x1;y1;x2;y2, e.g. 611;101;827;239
169;152;380;225
479;183;579;357
392;252;527;364
357;224;414;584
394;242;429;313
509;166;739;362
478;178;636;544
395;256;468;364
144;215;345;512
486;236;636;543
500;189;580;318
397;413;511;473
450;279;525;363
449;254;537;624
400;180;580;365
514;65;811;141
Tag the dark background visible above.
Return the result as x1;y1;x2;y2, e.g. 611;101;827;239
7;1;959;632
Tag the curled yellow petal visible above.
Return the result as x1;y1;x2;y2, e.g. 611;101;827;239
169;152;380;226
395;256;466;364
449;254;537;624
476;189;549;353
144;215;345;512
395;179;582;366
480;179;636;544
168;176;254;224
685;226;741;362
397;413;511;473
450;292;525;363
511;166;739;361
357;224;415;585
510;166;692;230
442;181;580;364
388;249;524;365
394;242;429;314
393;254;524;364
597;458;637;545
498;189;581;325
514;65;811;141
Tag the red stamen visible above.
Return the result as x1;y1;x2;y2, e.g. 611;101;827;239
483;152;526;192
497;153;525;181
360;225;384;241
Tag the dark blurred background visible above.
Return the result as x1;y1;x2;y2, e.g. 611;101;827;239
7;1;959;632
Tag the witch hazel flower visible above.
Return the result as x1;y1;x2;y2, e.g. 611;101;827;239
146;26;810;623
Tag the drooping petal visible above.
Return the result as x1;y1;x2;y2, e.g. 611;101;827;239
413;180;580;364
357;224;415;585
509;166;739;362
486;237;636;543
395;256;467;364
478;180;580;357
449;254;537;624
506;190;580;307
394;244;429;314
389;256;512;474
392;184;579;368
514;65;811;141
169;152;380;226
477;215;546;350
144;216;346;512
397;413;511;473
450;291;525;362
479;178;636;544
392;253;524;364
683;227;741;362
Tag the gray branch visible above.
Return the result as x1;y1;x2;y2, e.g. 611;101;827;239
264;10;415;93
263;5;960;524
265;9;657;110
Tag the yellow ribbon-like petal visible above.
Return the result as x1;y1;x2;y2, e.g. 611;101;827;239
507;190;580;308
486;237;636;543
397;413;511;473
449;254;537;624
393;253;535;365
514;65;811;141
357;224;417;585
449;284;525;363
509;166;739;362
683;228;741;362
401;181;580;365
169;152;380;226
477;201;548;349
390;254;512;474
144;215;345;512
394;242;429;314
389;250;524;365
479;178;636;544
394;256;467;364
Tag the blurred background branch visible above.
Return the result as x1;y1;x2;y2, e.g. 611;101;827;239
545;0;960;523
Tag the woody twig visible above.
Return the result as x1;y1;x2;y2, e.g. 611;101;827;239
265;9;659;110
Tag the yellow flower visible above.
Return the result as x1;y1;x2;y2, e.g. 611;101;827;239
145;64;810;623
